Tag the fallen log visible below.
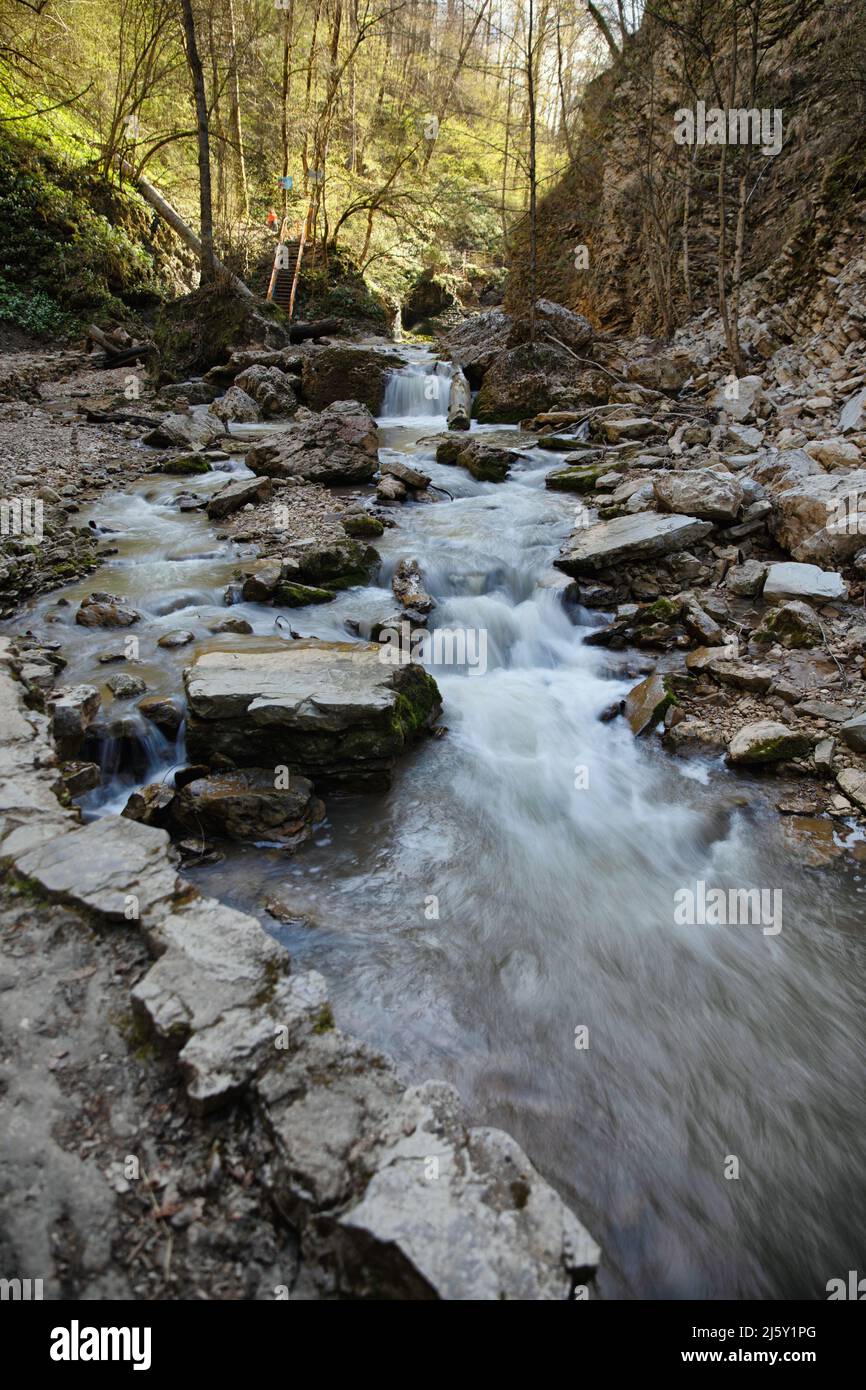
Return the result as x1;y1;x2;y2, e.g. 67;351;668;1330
288;319;339;342
86;325;154;369
97;344;154;367
82;408;161;427
114;156;253;301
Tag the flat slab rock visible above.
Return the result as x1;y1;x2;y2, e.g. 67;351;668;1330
13;815;178;921
762;561;848;604
184;639;441;789
556;512;713;576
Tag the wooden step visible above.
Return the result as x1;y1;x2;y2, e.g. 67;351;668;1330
271;269;295;308
267;235;308;314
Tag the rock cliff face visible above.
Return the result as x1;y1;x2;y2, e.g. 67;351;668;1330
507;3;866;341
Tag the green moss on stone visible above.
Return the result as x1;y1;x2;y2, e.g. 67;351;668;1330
545;464;606;493
158;454;212;476
645;597;681;621
272;582;336;606
393;667;442;741
342;514;384;538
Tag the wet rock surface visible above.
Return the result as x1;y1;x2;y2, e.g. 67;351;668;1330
556;512;713;575
173;769;325;849
184;639;442;790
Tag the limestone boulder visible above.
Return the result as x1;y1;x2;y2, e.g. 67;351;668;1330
754;601;823;649
653;470;743;522
211;385;261;425
75;593;141;628
301;347;403;414
184;639;441;790
727;720;810;764
174;768;324;848
555;512;712;576
805;437;860;470
769;468;866;564
246;401;379;486
206;475;272;520
142;409;225;450
762;561;847;604
48;684;101;758
234;364;298;417
624;671;677;735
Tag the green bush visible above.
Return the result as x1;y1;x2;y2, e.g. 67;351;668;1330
0;130;172;333
0;277;73;336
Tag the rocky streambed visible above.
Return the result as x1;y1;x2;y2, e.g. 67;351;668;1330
3;326;866;1299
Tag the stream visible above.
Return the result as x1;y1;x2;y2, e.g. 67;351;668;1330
12;345;866;1299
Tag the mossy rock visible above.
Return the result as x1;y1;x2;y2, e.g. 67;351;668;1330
402;268;462;330
435;439;463;465
153;282;290;383
439;441;511;482
624;671;677;735
644;597;681;622
728;720;811;765
273;582;336;607
394;666;442;739
464;450;509;483
545;463;607;493
342;514;384;538
300;346;400;413
158;453;212;476
754;602;822;650
321;568;375;592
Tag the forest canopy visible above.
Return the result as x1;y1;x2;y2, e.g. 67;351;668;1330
0;0;636;315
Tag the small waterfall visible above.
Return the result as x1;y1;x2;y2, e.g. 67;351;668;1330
380;361;454;420
80;715;181;814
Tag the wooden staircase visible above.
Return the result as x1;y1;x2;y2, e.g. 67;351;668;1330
267;217;307;319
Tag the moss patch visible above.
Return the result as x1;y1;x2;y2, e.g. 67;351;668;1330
545;464;606;494
342;514;384;538
272;581;336;607
157;454;212;476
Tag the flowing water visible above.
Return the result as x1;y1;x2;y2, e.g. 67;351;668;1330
12;346;866;1299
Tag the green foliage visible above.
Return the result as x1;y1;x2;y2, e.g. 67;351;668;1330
298;250;391;327
0;276;72;336
0;125;177;334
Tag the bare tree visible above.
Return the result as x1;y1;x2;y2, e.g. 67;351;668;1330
179;0;215;283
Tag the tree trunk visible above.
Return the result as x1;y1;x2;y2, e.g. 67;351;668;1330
447;369;472;430
280;6;294;215
179;0;215;284
226;0;249;221
587;1;621;60
527;0;538;346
